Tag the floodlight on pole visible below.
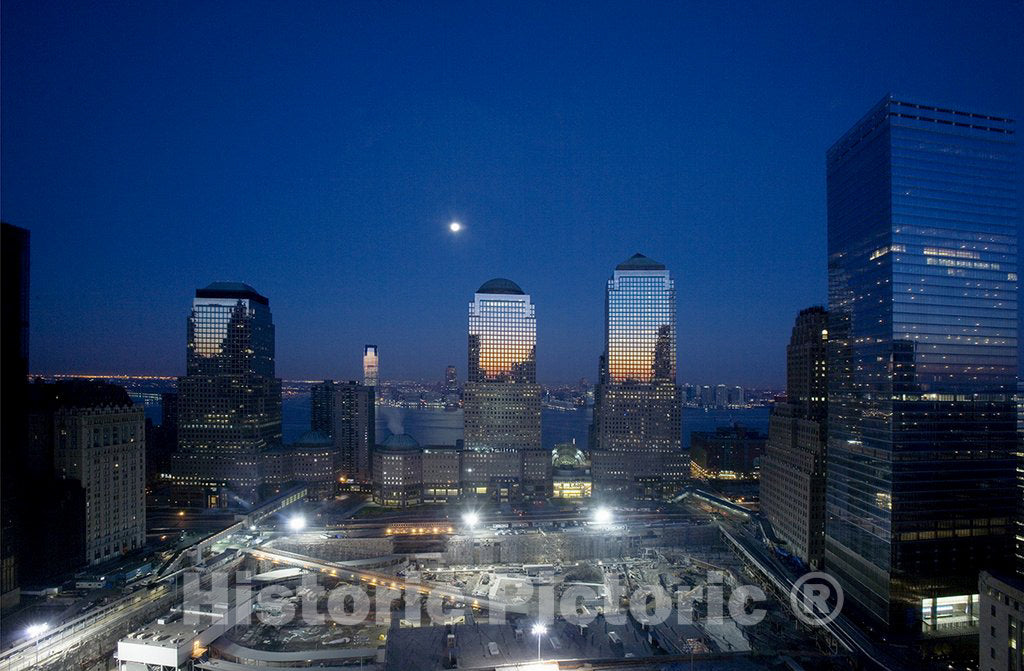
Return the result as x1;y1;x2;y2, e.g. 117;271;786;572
462;511;479;529
288;514;306;532
593;506;612;526
26;623;49;664
531;623;547;660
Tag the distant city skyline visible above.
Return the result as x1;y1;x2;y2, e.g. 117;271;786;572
4;3;1020;386
28;369;779;391
23;269;780;389
18;266;793;387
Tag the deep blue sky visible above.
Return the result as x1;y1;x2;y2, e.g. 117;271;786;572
3;1;1022;385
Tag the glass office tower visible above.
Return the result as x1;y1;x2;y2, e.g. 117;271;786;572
825;97;1018;633
363;345;379;388
467;278;537;383
590;254;683;498
463;278;542;499
604;254;677;384
173;282;282;503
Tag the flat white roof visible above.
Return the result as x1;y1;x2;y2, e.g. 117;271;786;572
251;567;304;582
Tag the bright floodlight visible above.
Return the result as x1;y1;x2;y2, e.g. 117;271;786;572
26;623;49;638
532;622;547;660
288;515;306;532
462;511;479;528
449;221;462;233
593;506;612;525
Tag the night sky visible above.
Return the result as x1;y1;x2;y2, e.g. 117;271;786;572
2;1;1022;385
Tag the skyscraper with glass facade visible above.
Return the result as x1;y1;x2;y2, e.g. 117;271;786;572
825;97;1019;633
172;282;282;504
463;278;543;499
590;254;682;498
363;345;379;388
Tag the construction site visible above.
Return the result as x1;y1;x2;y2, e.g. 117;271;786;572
80;498;860;671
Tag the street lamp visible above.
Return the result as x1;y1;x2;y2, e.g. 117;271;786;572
462;511;479;529
288;514;306;532
531;623;547;660
593;506;612;526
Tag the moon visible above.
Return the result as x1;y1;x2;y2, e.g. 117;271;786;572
449;221;462;233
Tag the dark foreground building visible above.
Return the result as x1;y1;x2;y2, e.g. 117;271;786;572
310;379;335;437
18;381;142;579
309;380;375;484
825;97;1019;633
1;223;29;607
689;424;766;480
760;307;829;568
979;571;1024;671
333;381;375;483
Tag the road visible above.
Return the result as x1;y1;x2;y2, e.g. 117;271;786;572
0;585;173;671
243;546;531;616
719;521;901;671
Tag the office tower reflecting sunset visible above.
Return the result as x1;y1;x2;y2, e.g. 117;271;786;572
468;278;536;382
604;254;676;383
591;254;683;498
463;278;542;500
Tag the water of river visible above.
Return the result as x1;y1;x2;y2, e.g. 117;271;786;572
281;395;769;449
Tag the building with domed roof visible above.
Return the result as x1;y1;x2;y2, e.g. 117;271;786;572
292;430;339;499
369;434;463;507
372;433;423;507
551;439;592;500
463;278;546;501
257;429;341;500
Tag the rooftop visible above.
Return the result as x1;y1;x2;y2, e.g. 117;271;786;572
615;253;666;271
827;95;1016;162
195;282;268;306
477;278;525;295
380;433;420;450
384;616;749;671
29;380;133;409
294;430;333;447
